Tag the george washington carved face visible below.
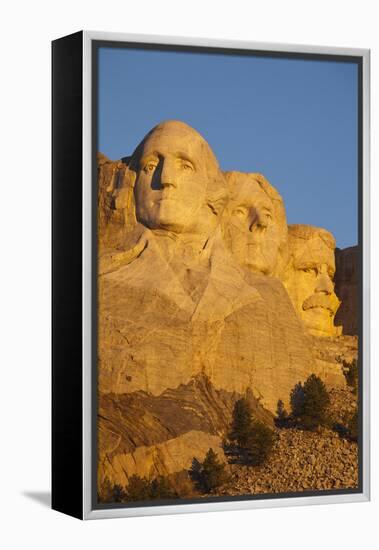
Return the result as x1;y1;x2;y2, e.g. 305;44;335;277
130;120;227;235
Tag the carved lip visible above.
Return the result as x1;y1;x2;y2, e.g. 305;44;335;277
302;296;336;314
303;304;334;314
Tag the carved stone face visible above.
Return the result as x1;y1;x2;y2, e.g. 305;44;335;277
223;172;288;276
133;121;218;234
284;225;341;337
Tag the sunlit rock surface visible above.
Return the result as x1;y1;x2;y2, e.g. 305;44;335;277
96;121;356;490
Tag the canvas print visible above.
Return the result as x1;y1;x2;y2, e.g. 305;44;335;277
95;44;360;506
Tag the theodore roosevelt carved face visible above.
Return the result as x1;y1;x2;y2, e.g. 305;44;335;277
222;171;288;277
130;120;227;236
284;224;341;337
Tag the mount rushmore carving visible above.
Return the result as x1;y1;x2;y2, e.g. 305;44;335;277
97;121;358;489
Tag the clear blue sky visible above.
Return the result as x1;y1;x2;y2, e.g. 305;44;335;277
98;46;358;248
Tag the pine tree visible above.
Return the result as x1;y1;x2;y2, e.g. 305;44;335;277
244;421;276;465
290;382;305;418
229;398;253;447
112;483;127;502
276;399;288;424
344;358;358;395
201;448;229;492
301;374;330;430
150;476;178;499
228;398;275;466
125;475;151;501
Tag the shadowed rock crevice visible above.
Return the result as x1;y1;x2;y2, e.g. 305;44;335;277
334;246;358;336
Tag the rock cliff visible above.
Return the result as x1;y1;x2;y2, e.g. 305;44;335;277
334;246;358;336
96;122;358;496
98;374;273;487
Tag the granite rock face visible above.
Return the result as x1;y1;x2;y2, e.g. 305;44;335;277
96;121;356;492
334;246;358;336
98;230;316;411
311;334;357;388
97;152;140;254
98;374;273;487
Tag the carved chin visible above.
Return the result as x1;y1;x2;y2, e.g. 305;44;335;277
302;307;334;336
157;205;182;226
156;204;204;233
244;251;272;275
137;202;186;231
245;259;269;275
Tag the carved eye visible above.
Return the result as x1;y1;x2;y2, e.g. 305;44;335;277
144;162;157;173
257;211;272;227
233;207;248;218
181;160;194;172
302;267;317;275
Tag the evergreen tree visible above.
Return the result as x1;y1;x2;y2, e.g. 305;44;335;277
201;448;229;492
344;358;359;395
301;374;330;430
244;421;276;465
276;399;288;425
228;398;275;466
100;474;179;502
150;476;178;499
112;483;127;502
125;475;151;501
290;382;305;418
229;398;253;447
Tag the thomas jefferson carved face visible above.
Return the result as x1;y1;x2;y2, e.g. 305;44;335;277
222;172;288;277
284;224;341;337
131;121;225;235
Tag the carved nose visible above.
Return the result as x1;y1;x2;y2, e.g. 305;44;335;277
249;210;267;232
160;160;177;189
315;273;334;295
